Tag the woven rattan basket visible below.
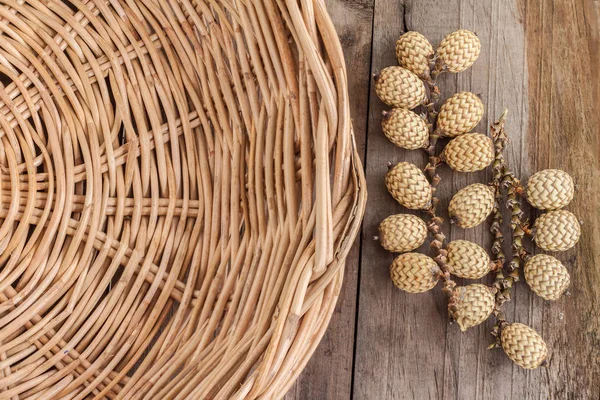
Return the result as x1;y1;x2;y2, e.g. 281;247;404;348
0;0;366;398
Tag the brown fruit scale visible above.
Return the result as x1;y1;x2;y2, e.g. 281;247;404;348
378;214;428;253
374;66;426;109
501;323;548;369
533;210;581;252
448;183;495;228
442;133;494;172
526;169;575;211
436;91;484;137
385;162;432;210
395;31;434;76
524;254;570;301
451;284;495;331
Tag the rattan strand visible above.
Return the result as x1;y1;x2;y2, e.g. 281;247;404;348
0;0;366;398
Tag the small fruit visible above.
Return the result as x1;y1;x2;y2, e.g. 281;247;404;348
378;214;428;253
501;323;548;369
533;210;581;252
374;66;426;109
437;30;481;73
385;162;432;210
448;183;495;228
526;169;574;211
524;254;570;300
442;133;494;172
446;240;492;279
390;253;440;293
395;31;434;76
450;284;495;331
382;108;429;150
436;92;484;137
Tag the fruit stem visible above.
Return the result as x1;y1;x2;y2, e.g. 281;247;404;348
489;110;531;329
421;60;457;315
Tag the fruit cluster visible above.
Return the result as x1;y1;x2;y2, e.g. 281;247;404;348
374;30;581;370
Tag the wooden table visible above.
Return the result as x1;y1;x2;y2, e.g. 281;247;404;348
286;1;600;398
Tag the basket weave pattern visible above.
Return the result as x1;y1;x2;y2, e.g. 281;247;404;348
0;0;365;398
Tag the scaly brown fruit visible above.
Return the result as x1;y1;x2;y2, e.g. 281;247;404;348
390;253;440;293
533;210;581;252
442;133;494;172
448;183;495;228
526;169;574;211
451;284;495;331
436;92;484;137
382;108;429;150
437;30;481;73
374;66;426;109
385;162;433;210
524;254;570;300
395;31;434;76
501;323;548;369
378;214;428;253
446;240;492;279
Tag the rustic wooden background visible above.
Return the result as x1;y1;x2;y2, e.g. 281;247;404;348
285;0;600;399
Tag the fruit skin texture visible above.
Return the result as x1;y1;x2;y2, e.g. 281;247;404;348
382;108;429;150
395;31;434;76
533;210;581;252
448;183;495;228
436;92;484;137
524;254;570;300
446;240;492;279
374;66;426;109
390;253;440;293
378;214;428;253
437;30;481;73
443;133;494;172
501;323;548;369
526;169;574;211
385;162;432;210
451;284;495;331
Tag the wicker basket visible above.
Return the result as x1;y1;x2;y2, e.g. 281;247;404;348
0;0;365;398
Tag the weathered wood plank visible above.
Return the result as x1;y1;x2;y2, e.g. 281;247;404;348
353;0;599;399
285;1;374;399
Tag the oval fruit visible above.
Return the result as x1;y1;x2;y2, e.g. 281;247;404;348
374;66;426;109
443;133;494;172
524;254;570;300
385;162;432;210
526;169;574;210
378;214;428;253
533;210;581;251
448;183;495;228
390;253;440;293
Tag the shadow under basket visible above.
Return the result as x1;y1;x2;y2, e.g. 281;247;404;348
0;0;366;398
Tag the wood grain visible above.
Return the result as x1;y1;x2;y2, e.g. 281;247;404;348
292;0;599;398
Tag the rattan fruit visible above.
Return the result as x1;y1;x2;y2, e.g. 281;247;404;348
501;323;548;369
526;169;574;210
436;92;484;137
390;253;440;293
524;254;570;300
533;210;581;251
374;66;426;109
448;183;495;228
437;29;481;73
382;108;429;150
395;31;434;76
443;133;494;172
385;162;432;210
451;284;495;331
378;214;428;253
446;240;492;279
